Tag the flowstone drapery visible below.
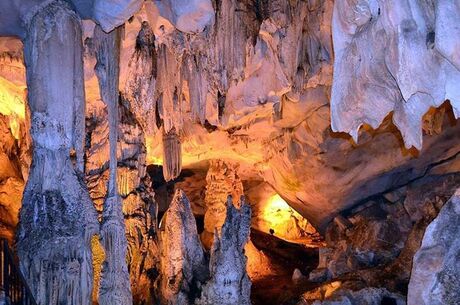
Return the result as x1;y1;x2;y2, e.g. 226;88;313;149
17;2;98;305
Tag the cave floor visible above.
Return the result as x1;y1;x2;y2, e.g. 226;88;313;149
250;230;321;305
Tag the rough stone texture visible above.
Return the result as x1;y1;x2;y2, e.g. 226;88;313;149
155;0;214;33
117;101;159;304
408;188;460;305
84;93;158;304
331;0;460;150
92;0;143;32
17;2;99;305
196;196;251;305
299;284;406;305
162;128;182;182
0;113;29;242
0;2;459;303
2;0;460;235
93;25;133;305
202;160;244;247
0;0;142;37
115;0;460;233
156;189;208;305
310;173;460;292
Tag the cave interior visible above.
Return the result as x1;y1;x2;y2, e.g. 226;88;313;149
0;0;459;305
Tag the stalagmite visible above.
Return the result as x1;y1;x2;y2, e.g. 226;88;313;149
157;189;208;305
93;25;132;305
202;160;243;248
162;128;182;182
17;2;98;305
197;196;252;305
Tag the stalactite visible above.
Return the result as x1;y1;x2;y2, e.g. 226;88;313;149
196;196;252;305
124;21;157;136
93;25;132;305
156;189;208;305
17;2;98;305
162;128;182;182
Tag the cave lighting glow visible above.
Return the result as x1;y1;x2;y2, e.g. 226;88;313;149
263;194;293;224
261;193;311;240
0;77;26;140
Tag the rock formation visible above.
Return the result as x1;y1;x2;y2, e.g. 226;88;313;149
299;285;406;305
0;112;29;243
84;88;158;304
16;2;99;304
331;0;460;150
307;174;460;301
202;160;244;248
0;0;458;304
408;188;460;305
162;128;182;182
93;25;133;305
157;189;208;305
197;196;251;305
2;0;460;234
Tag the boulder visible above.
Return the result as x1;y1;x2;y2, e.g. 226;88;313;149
408;189;460;305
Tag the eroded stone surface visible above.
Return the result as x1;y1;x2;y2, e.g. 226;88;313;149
157;189;208;305
309;173;460;295
17;3;98;305
408;188;460;305
197;196;252;305
331;0;460;150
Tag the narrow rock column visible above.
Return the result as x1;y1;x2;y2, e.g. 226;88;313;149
157;189;208;304
17;2;98;305
202;160;244;248
93;25;133;305
162;128;182;182
197;196;252;305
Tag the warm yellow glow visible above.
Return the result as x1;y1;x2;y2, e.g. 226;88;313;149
91;234;105;303
0;77;25;119
263;194;295;225
0;77;26;140
8;115;20;140
145;135;163;165
256;193;313;242
144;130;267;170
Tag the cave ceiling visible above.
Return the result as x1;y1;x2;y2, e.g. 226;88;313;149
0;0;459;231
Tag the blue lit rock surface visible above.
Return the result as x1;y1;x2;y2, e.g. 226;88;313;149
408;188;460;305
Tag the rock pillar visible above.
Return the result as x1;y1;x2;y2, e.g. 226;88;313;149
93;25;133;305
17;2;98;304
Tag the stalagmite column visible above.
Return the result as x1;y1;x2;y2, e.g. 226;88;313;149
17;1;99;305
93;25;133;305
202;160;244;248
157;189;208;304
197;196;252;305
